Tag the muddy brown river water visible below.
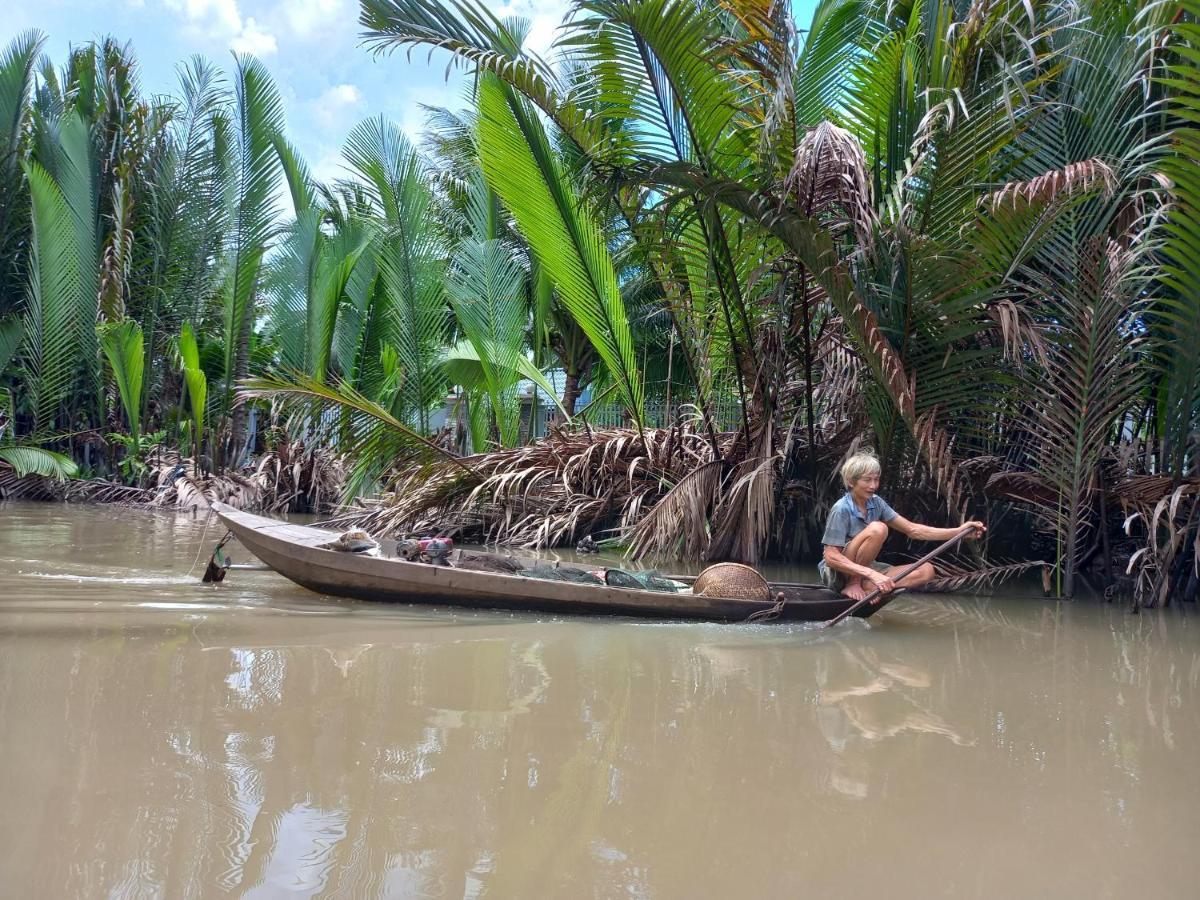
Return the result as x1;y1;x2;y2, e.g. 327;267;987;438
1;501;1198;898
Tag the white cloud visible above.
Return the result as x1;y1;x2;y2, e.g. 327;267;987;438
310;83;366;129
166;0;243;35
164;0;279;57
230;17;278;55
309;148;348;187
326;83;363;106
493;0;571;57
275;0;353;39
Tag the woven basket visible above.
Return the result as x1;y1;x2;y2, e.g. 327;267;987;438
693;563;771;602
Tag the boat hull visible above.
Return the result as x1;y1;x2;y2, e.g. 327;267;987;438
211;503;898;623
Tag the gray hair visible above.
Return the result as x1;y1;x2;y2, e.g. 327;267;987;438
841;450;881;489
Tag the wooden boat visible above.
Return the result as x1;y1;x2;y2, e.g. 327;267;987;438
211;502;901;623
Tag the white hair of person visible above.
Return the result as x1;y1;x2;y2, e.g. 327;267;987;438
841;450;881;489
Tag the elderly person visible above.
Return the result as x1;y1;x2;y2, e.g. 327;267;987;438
820;451;986;600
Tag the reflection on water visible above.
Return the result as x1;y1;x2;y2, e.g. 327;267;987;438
1;501;1199;898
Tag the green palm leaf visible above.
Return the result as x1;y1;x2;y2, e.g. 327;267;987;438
358;0;599;151
310;223;375;382
0;315;22;377
0;30;45;310
23;157;88;431
343;118;450;424
445;237;528;444
238;369;472;499
98;319;144;451
476;73;644;429
221;56;285;429
138;57;230;411
0;445;78;479
1158;0;1200;479
0;30;43;177
179;322;207;466
573;0;749;168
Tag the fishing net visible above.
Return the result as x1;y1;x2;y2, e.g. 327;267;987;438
519;565;605;586
604;569;685;592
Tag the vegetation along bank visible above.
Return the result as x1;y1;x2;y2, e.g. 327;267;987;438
1;0;1198;606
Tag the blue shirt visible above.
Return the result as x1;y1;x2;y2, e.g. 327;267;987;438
818;493;897;573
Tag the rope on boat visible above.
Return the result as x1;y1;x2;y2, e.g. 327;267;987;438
185;506;218;577
744;591;788;623
185;502;231;584
200;531;234;583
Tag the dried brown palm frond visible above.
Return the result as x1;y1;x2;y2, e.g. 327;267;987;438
331;410;863;563
1015;238;1148;596
985;470;1059;509
64;480;153;504
1112;474;1191;507
144;459;265;512
923;559;1047;594
988;297;1050;370
807;317;861;431
626;459;725;560
253;433;346;514
0;470;68;500
783;121;876;247
325;423;744;553
1116;475;1200;608
706;419;779;563
956;454;1006;482
987;158;1117;210
0;468;156;504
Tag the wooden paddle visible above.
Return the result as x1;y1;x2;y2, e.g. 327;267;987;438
822;525;976;627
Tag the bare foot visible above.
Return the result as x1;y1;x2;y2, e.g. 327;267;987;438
841;579;868;601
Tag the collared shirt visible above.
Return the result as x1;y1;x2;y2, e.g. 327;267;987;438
820;492;897;552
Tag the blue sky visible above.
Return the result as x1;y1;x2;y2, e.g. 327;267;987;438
6;1;817;185
4;0;574;183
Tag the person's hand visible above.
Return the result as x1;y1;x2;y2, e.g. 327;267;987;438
868;571;896;594
963;520;987;540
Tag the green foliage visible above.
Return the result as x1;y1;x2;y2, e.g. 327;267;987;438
21;106;102;434
0;5;1197;579
0;315;22;376
98;318;144;452
342;116;450;425
23;156;86;430
476;73;644;430
445;238;528;445
0;30;45;316
0;445;77;479
1158;0;1200;480
220;55;286;460
178;322;207;466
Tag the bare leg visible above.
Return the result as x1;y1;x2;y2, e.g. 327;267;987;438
884;561;936;590
839;521;888;599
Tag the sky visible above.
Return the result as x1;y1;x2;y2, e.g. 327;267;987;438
4;0;574;184
6;1;817;186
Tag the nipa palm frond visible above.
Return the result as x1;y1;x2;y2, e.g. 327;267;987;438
476;73;645;430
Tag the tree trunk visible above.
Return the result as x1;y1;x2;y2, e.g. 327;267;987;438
563;368;581;417
226;296;254;470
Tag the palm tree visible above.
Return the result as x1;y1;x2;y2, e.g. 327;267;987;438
220;55;286;468
357;0;1188;579
0;31;44;322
